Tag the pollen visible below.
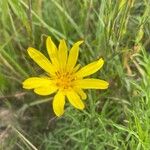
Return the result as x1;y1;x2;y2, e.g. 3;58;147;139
55;71;75;89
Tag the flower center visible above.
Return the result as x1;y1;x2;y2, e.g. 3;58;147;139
55;71;75;89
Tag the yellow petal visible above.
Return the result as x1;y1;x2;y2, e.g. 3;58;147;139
53;91;65;117
46;37;59;69
74;88;87;100
34;86;58;96
75;58;104;77
27;47;55;75
74;78;109;89
72;64;81;73
22;77;53;89
58;39;68;70
66;40;83;71
66;89;85;110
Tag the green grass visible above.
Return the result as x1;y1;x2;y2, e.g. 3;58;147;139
0;0;150;149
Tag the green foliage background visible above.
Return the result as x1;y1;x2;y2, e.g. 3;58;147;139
0;0;150;149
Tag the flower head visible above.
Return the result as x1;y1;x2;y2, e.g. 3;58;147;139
23;37;109;116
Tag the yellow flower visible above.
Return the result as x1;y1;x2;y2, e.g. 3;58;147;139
23;37;109;116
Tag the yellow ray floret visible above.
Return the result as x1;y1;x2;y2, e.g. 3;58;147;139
23;36;109;116
53;91;65;117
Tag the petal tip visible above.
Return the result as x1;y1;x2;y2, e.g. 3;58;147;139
106;82;109;87
103;81;109;89
27;47;36;56
75;104;85;111
77;40;84;45
98;58;104;64
46;36;52;45
77;102;85;110
47;36;51;40
27;47;32;52
22;79;28;89
55;111;64;117
80;105;85;110
22;84;26;89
